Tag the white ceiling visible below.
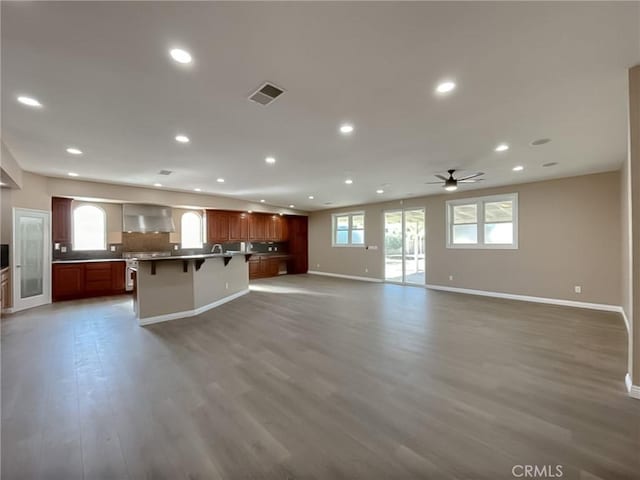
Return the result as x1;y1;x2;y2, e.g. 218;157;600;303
2;2;639;211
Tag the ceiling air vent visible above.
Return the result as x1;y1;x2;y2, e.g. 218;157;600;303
158;170;173;175
248;82;285;106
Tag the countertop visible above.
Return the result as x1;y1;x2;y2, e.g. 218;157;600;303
51;252;290;264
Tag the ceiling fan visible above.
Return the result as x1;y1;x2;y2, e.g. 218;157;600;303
426;169;485;192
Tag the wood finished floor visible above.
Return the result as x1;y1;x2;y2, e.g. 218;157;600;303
2;274;639;480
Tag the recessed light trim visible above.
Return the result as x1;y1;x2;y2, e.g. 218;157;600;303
175;134;190;143
66;147;83;155
153;183;163;187
289;204;295;208
265;156;276;164
345;179;353;185
435;81;456;94
260;199;265;203
512;165;524;172
17;95;42;107
216;178;225;183
169;48;192;64
308;195;314;200
68;172;79;177
194;188;201;192
339;124;354;134
495;144;509;152
531;138;551;146
376;189;384;194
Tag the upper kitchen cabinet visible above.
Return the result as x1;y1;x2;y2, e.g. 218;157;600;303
249;213;266;241
228;212;249;241
207;210;229;243
52;197;73;244
266;214;289;241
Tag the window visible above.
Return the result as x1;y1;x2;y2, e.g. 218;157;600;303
446;193;517;249
181;211;204;249
73;205;106;250
332;212;365;246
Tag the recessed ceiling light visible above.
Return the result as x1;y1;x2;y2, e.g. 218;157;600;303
216;178;225;183
345;179;353;185
68;172;79;177
260;199;265;203
66;147;83;155
376;189;384;194
339;124;354;134
154;183;163;187
543;162;558;167
265;156;276;164
175;134;190;143
279;212;284;216
435;81;456;94
495;144;509;152
512;165;524;172
17;95;42;107
194;188;201;192
169;48;192;64
531;138;551;146
308;195;314;200
289;204;295;208
248;210;252;214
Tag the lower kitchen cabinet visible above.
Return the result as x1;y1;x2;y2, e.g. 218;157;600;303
248;256;287;280
1;267;11;310
53;261;127;301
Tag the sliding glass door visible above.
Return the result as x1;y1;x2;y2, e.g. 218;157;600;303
384;208;425;284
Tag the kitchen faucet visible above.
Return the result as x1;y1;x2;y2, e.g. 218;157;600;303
211;244;223;254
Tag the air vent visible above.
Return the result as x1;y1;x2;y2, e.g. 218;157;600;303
248;82;285;106
158;170;173;176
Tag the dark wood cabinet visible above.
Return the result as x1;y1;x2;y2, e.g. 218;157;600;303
52;264;85;300
249;213;266;241
53;261;127;301
207;211;229;243
51;197;73;245
229;212;249;241
287;216;308;274
1;268;11;310
265;215;288;242
248;255;286;280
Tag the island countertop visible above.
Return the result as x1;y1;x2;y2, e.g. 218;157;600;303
132;252;250;261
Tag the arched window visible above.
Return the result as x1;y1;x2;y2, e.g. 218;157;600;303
73;205;106;251
181;211;203;249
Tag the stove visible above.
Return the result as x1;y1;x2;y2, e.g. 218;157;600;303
123;252;172;290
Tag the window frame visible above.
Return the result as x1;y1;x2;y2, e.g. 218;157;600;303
72;204;107;251
446;193;518;249
180;211;204;249
331;211;366;247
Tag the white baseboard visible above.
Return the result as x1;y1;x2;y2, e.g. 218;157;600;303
426;284;623;313
307;270;382;283
138;289;250;326
626;373;640;400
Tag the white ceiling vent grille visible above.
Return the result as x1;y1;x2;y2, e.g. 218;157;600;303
248;82;285;106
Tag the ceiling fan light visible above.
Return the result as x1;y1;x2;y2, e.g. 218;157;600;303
444;185;458;192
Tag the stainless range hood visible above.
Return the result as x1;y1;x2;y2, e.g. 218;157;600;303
122;204;175;233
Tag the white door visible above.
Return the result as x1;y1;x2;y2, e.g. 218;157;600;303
13;208;51;311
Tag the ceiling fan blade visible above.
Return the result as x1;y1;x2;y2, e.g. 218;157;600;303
435;174;448;181
425;181;444;184
456;172;484;181
459;178;485;183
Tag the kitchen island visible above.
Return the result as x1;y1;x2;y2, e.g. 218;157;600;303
133;252;250;325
